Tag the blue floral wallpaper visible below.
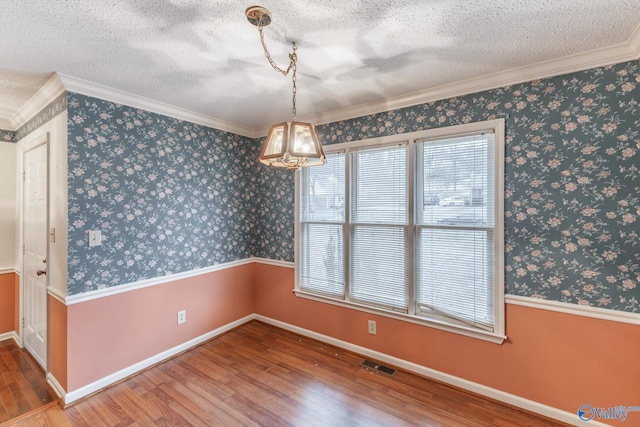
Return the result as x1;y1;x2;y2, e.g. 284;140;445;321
66;93;258;295
252;165;296;261
0;129;15;143
256;60;640;313
65;60;639;313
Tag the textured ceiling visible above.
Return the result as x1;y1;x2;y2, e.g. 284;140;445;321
1;0;640;133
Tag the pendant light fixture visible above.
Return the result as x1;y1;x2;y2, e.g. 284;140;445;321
246;6;325;170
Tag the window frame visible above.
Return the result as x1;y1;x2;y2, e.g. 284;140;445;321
294;119;506;344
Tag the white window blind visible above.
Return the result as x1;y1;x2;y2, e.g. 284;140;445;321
416;134;496;330
350;145;408;311
295;120;504;341
417;228;494;329
351;225;408;311
351;145;407;225
299;153;345;298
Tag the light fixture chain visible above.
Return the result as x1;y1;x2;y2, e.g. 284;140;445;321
258;24;294;76
291;44;297;120
249;5;326;170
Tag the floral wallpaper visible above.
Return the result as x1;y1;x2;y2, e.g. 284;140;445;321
256;60;639;313
252;164;295;261
322;60;640;312
65;60;639;313
66;93;258;295
0;129;15;143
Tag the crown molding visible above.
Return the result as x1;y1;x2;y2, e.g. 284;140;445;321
11;24;638;139
305;22;640;129
10;73;65;130
627;20;640;56
57;73;260;139
0;107;15;130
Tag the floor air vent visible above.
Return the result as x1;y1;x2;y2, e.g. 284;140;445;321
361;359;397;377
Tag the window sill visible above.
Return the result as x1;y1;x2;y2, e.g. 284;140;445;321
294;290;507;344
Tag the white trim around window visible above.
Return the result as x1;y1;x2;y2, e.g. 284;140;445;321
295;119;506;344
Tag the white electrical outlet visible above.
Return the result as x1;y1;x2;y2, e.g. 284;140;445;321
177;310;186;325
368;320;377;335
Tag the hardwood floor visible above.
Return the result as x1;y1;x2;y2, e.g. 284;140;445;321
6;321;571;426
0;339;58;424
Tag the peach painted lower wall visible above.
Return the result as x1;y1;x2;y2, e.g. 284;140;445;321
254;263;640;416
14;273;19;334
65;263;255;392
0;272;16;334
49;295;68;390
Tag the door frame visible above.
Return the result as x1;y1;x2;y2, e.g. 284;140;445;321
19;131;50;370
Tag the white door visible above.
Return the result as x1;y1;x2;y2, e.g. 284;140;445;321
23;141;48;369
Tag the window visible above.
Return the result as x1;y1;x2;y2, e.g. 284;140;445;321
295;119;505;342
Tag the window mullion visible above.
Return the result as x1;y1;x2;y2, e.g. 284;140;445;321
344;147;351;303
294;170;301;290
407;139;416;316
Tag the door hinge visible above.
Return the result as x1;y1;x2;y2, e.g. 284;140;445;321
23;170;26;182
22;318;25;329
22;245;26;255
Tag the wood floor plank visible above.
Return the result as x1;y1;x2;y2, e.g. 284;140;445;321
0;374;19;419
62;404;95;427
83;391;136;427
109;390;157;426
0;346;22;418
183;380;261;426
135;387;193;427
7;321;572;426
2;402;74;427
0;340;57;424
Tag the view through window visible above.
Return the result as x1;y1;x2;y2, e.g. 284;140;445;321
296;119;505;341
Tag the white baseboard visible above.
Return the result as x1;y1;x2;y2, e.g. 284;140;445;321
63;314;255;405
0;331;20;346
47;373;65;400
254;315;608;427
57;313;609;426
